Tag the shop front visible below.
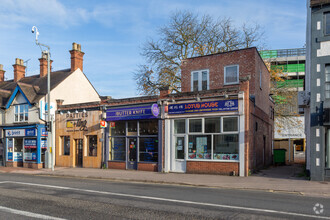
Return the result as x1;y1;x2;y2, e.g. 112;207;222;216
55;109;102;168
106;104;161;172
164;98;245;176
4;125;47;169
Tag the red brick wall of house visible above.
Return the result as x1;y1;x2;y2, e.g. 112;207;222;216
186;161;239;175
138;163;158;172
180;48;274;175
181;48;257;92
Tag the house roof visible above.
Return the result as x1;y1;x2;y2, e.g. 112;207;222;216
310;0;330;7
0;68;72;107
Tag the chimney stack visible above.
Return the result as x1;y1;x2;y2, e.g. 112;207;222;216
0;64;5;82
69;42;84;72
39;52;53;77
13;58;26;82
159;86;171;99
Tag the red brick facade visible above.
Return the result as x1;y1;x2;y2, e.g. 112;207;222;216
138;163;158;172
186;161;239;175
108;161;126;170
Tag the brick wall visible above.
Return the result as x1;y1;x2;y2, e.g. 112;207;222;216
181;48;258;93
138;163;158;172
108;161;126;170
186;161;239;175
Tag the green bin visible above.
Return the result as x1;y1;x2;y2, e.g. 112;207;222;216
273;149;286;164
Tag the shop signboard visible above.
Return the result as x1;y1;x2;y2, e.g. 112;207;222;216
106;104;160;121
25;129;36;137
24;139;37;148
41;128;48;136
168;99;238;115
7;152;13;161
6;129;25;137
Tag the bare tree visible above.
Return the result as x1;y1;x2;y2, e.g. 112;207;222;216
134;11;265;95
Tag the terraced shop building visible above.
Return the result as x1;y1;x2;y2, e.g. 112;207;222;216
260;48;306;164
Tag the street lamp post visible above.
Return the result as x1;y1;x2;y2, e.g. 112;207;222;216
31;26;54;171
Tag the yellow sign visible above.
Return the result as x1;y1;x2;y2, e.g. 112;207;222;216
66;121;74;128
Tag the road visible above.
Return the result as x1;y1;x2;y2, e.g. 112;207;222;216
0;173;328;219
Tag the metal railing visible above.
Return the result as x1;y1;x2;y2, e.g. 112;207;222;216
260;48;306;59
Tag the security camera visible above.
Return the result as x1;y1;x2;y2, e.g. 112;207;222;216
31;28;34;33
31;26;39;41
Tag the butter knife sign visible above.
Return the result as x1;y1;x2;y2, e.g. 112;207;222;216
40;100;55;120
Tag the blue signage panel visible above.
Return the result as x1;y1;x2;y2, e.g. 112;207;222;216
106;104;160;121
168;99;238;115
25;129;36;136
41;128;48;136
8;152;13;161
24;139;37;148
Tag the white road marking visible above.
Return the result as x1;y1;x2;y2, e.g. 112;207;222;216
0;205;66;220
3;181;330;220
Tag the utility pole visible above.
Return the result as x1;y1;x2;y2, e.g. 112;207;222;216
32;26;54;171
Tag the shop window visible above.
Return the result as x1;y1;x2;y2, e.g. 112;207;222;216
62;136;70;156
139;120;158;135
224;65;239;85
88;135;97;156
174;119;185;134
188;135;211;159
189;119;202;133
191;70;209;91
24;138;37;161
109;137;125;161
139;137;158;162
110;121;126;136
205;117;220;133
213;134;239;160
14;138;23;153
127;121;137;136
14;104;29;122
325;12;330;35
222;117;238;132
175;137;185;159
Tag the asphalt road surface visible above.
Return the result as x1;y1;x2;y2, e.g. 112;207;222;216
0;173;329;220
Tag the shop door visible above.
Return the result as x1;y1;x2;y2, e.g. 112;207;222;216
172;136;186;172
127;138;137;170
75;139;83;167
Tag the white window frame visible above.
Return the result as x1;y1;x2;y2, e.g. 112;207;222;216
224;65;239;85
190;69;209;91
221;116;239;134
14;104;29;122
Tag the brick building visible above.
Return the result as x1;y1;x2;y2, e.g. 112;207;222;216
162;47;274;176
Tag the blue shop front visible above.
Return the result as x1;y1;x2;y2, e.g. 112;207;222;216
4;124;47;169
105;103;162;172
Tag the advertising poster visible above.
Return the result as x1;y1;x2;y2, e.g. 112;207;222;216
196;137;207;159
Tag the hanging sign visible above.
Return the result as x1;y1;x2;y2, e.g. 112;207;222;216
106;104;160;121
100;120;107;128
168;99;238;115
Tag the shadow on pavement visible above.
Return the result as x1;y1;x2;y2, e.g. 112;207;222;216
252;163;308;180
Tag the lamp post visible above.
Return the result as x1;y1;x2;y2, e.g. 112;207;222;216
32;26;54;171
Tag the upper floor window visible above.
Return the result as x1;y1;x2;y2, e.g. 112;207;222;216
259;70;262;89
325;64;330;99
325;12;330;35
191;70;209;91
224;65;239;85
14;104;28;122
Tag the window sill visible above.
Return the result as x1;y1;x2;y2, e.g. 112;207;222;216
224;82;239;86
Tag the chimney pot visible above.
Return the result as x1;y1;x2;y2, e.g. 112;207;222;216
77;44;81;51
72;42;78;50
0;64;5;82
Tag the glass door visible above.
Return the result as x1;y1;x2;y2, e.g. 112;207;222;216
75;139;83;167
173;136;186;172
127;137;137;169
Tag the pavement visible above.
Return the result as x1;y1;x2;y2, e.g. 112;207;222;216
0;164;329;198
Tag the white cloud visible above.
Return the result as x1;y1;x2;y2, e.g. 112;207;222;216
0;0;90;29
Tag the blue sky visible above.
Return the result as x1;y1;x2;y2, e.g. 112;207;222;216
0;0;307;98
